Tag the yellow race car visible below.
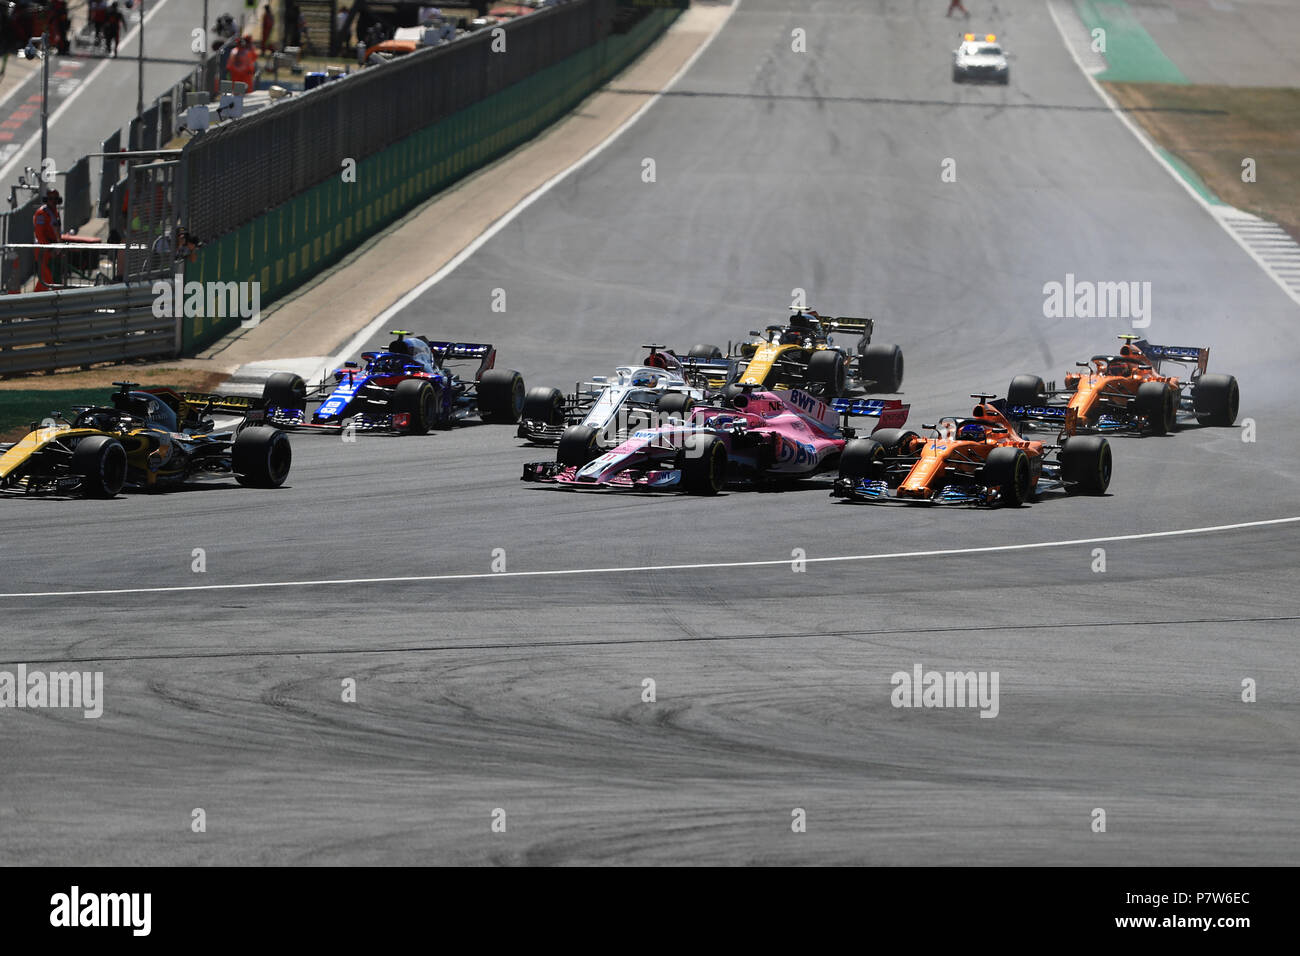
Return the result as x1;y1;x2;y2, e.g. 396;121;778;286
0;382;291;498
685;309;904;399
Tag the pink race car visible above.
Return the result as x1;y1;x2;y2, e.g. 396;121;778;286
521;386;909;494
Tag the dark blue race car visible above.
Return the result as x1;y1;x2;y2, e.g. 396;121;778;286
259;331;525;434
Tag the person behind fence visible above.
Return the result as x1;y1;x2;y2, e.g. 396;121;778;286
175;229;199;263
33;189;63;292
228;35;258;92
103;1;124;57
52;0;71;55
260;4;275;55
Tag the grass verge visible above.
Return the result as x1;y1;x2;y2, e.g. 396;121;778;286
1107;82;1300;242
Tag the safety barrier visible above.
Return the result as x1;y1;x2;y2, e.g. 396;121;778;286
181;4;681;353
0;284;176;376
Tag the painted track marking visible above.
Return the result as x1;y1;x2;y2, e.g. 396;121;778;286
2;514;1296;600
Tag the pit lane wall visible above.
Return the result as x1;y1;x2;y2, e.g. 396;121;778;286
180;1;683;353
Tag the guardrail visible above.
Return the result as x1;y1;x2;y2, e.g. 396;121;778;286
0;284;177;376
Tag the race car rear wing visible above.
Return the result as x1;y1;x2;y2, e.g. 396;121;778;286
174;391;261;415
823;316;875;341
831;398;911;430
424;341;497;378
680;356;733;392
1133;339;1209;375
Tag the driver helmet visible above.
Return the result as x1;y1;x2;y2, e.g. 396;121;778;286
114;391;178;431
631;372;658;388
957;422;987;442
781;329;803;345
789;310;820;332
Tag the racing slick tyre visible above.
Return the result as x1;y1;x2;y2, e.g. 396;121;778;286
1059;435;1112;495
952;68;962;83
557;425;601;467
806;349;846;398
858;343;904;393
688;344;723;359
1006;375;1046;408
1135;381;1177;436
656;391;694;419
680;437;727;496
393;379;436;434
838;438;887;481
521;386;566;427
999;72;1009;85
233;426;292;488
261;371;307;414
1193;373;1240;426
982;446;1031;507
71;435;127;498
478;369;526;423
864;428;919;454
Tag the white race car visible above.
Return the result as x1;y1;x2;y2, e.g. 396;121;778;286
518;346;716;465
953;33;1009;85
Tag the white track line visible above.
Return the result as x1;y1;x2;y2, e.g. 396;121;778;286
0;0;177;184
1046;0;1300;309
3;514;1297;600
321;0;744;381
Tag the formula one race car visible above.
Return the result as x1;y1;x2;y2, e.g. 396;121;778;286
518;345;713;461
522;384;909;494
831;395;1110;506
1007;335;1240;436
953;33;1010;84
687;309;904;399
0;382;291;498
259;331;525;434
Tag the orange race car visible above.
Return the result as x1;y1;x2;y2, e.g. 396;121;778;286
831;395;1111;507
1007;335;1239;436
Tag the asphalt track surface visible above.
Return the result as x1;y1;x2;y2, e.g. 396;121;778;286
3;1;1298;865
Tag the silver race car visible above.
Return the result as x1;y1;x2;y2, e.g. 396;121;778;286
517;346;714;465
